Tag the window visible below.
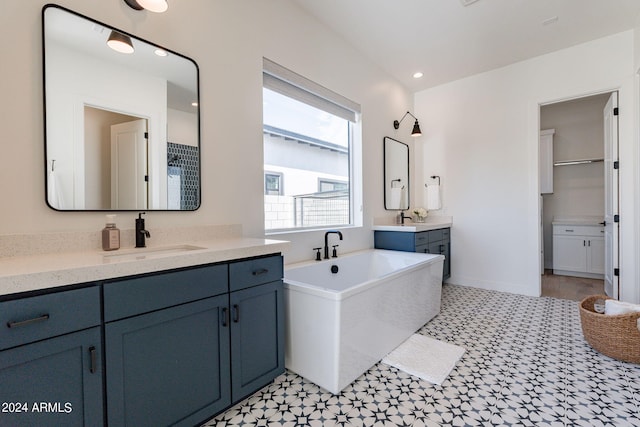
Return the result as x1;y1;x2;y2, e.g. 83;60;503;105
265;172;283;195
318;179;348;193
263;58;361;232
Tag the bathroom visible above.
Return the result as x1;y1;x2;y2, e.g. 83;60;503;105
1;1;640;425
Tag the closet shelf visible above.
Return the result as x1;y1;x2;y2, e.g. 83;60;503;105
553;158;604;166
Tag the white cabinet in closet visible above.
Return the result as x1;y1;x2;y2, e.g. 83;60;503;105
552;223;604;279
539;129;555;194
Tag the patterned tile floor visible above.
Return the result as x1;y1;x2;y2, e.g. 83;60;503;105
204;285;640;426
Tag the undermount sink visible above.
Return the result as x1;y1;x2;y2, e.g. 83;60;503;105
103;244;206;262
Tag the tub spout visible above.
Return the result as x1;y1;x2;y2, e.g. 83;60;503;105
324;230;343;259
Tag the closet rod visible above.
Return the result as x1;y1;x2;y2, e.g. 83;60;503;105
553;158;604;166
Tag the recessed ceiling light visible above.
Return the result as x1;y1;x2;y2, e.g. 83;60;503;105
191;102;198;107
154;49;168;57
413;72;424;79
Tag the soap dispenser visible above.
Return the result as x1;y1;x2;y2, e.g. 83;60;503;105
102;214;120;251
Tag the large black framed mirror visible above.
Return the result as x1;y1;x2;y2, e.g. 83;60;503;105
43;4;200;211
383;136;409;210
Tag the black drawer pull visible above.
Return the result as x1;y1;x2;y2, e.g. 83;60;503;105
232;304;240;323
565;229;574;232
252;268;269;276
221;307;229;327
89;346;97;374
7;314;50;329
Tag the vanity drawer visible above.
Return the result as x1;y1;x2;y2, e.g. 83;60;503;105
553;225;603;237
0;286;100;350
104;264;228;322
414;232;429;246
229;255;283;292
428;229;444;242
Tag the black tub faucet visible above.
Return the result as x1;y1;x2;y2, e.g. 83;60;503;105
324;230;343;259
135;212;151;248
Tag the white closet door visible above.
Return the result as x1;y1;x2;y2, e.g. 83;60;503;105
111;119;148;210
603;92;619;298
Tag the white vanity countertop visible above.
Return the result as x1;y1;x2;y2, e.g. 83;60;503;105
372;216;453;232
0;237;290;297
551;216;604;227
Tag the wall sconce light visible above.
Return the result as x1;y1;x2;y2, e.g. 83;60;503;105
107;30;134;54
124;0;168;13
393;111;422;137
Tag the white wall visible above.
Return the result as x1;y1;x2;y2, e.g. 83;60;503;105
415;31;638;301
167;108;197;147
0;1;411;264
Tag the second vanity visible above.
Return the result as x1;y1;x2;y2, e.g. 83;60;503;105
0;236;289;427
373;217;452;280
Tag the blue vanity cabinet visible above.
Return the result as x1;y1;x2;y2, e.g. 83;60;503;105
0;287;103;427
104;255;285;426
375;228;451;279
104;264;230;427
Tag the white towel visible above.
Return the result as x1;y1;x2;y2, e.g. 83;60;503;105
604;299;640;315
426;184;441;210
389;187;404;210
47;170;65;209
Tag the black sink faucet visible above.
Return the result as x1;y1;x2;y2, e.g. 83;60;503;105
135;212;151;248
324;230;343;259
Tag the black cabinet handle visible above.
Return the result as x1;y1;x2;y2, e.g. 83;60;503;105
439;244;445;253
252;268;269;276
600;221;606;226
89;346;97;374
232;304;240;323
7;314;50;329
221;307;229;327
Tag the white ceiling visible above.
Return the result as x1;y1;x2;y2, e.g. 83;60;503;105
294;0;640;93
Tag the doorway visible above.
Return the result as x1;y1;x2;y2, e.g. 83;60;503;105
539;92;618;299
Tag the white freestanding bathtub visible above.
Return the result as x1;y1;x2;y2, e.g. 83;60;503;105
284;249;444;394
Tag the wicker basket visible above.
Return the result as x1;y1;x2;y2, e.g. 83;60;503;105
579;295;640;364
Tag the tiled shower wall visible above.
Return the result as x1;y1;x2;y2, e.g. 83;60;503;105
167;142;200;210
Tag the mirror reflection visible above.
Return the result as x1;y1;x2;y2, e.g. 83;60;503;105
43;5;200;211
383;137;409;210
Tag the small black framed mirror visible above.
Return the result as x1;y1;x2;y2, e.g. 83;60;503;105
383;136;409;210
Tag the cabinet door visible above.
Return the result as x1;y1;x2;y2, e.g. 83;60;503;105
553;235;587;272
442;240;451;280
105;295;230;427
587;237;605;274
0;327;103;427
230;281;284;403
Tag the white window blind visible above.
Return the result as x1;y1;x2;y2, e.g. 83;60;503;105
263;58;360;123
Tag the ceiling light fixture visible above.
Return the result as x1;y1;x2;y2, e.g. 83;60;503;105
107;30;134;54
124;0;168;13
154;48;168;57
413;72;424;79
393;111;422;137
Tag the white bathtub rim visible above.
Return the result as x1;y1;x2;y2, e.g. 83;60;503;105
284;249;444;301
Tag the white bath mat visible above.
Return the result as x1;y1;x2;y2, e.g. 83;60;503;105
382;334;465;385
